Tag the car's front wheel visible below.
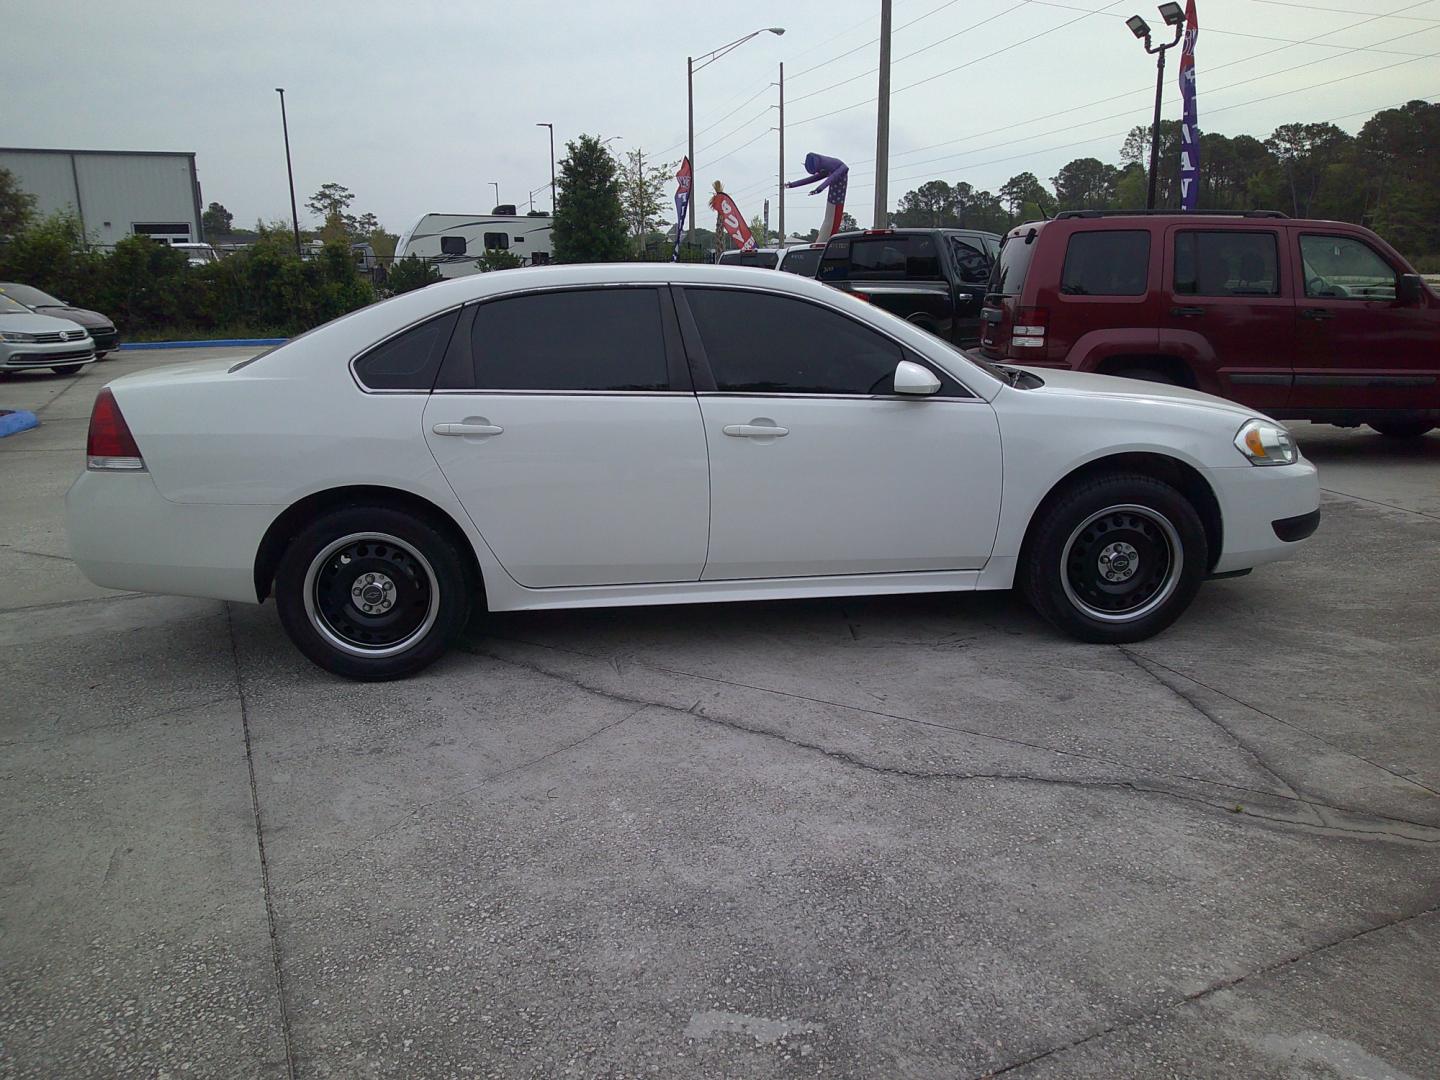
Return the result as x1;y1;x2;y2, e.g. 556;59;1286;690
274;505;474;680
1020;472;1208;643
51;364;84;376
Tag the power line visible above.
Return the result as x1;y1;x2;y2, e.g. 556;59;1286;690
1249;0;1440;22
788;0;971;81
696;109;772;156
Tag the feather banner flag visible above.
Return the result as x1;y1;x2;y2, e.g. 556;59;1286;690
669;157;692;261
709;181;757;254
1178;0;1200;211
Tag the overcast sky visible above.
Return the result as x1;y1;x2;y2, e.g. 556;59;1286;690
5;0;1438;237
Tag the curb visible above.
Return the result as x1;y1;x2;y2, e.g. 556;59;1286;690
0;410;40;438
117;338;287;350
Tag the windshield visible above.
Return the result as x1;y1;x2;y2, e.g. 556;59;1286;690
0;294;34;314
989;229;1038;296
0;283;61;307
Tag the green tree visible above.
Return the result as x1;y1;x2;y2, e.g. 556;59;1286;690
0;168;38;237
619;149;674;251
201;201;234;237
306;182;355;220
1051;158;1118;210
476;248;525;272
893;180;956;227
386;256;442;295
552;134;628;263
999;172;1049;221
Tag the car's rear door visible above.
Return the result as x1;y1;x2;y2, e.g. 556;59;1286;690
1162;224;1294;411
674;284;1002;580
1291;229;1440;414
943;233;994;345
422;285;709;588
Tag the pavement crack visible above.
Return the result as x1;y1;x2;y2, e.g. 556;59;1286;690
0;544;72;563
1126;649;1440;800
978;902;1440;1078
463;639;1440;845
0;694;235;749
226;603;298;1080
1321;486;1440;522
0;590;148;615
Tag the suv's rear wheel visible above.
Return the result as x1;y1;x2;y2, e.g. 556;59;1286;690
274;505;473;680
1020;472;1207;643
1369;420;1435;439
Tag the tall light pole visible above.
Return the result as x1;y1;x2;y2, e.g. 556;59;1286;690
687;26;785;251
490;182;500;209
1127;3;1186;209
275;88;301;255
872;0;892;229
536;123;556;213
777;62;785;247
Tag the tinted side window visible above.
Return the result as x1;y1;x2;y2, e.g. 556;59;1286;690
1175;231;1279;296
1060;230;1150;296
819;237;852;281
1300;234;1397;300
353;309;460;391
469;288;668;391
686;289;902;395
440;236;466;255
780;248;822;276
948;237;991;285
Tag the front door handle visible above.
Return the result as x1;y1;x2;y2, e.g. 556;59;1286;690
432;422;504;437
723;423;789;438
1300;307;1336;321
1170;305;1205;317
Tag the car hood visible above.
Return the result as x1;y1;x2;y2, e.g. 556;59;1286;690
0;312;90;334
34;304;114;331
1010;365;1265;421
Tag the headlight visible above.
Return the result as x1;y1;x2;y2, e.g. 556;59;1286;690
1234;418;1298;466
1;331;38;343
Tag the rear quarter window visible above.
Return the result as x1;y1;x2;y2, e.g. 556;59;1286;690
1060;230;1151;296
352;309;461;390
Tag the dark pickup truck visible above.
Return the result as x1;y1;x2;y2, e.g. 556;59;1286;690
817;227;1000;345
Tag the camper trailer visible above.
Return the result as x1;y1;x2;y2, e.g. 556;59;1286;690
392;212;554;277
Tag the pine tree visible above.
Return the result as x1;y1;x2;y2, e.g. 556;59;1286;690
552;135;629;263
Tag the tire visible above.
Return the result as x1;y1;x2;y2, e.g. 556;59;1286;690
1368;420;1435;440
1111;367;1179;386
274;505;474;680
1020;472;1208;644
51;365;83;375
95;351;110;360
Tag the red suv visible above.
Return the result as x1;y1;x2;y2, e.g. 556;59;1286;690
978;211;1438;438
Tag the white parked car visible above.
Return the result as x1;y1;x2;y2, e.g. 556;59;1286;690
66;264;1319;680
0;292;95;375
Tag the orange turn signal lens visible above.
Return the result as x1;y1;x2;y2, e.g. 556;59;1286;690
1244;428;1267;457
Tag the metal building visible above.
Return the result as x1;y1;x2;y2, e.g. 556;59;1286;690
0;147;204;248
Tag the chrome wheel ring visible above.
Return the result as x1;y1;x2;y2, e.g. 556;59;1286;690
1061;504;1183;623
302;532;440;658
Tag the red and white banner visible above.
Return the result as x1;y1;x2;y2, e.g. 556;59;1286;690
709;186;756;253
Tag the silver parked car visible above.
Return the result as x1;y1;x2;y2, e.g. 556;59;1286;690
0;293;95;375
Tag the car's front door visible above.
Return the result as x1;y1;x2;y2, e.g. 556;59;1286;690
675;286;1003;580
422;286;709;588
1291;230;1440;414
1163;225;1294;411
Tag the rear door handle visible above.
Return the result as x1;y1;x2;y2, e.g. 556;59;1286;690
432;422;504;437
1300;307;1336;321
1170;305;1205;317
723;424;789;438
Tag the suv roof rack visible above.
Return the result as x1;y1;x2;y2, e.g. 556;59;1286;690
1053;209;1288;219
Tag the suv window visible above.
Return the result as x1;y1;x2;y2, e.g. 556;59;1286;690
468;288;669;391
1060;230;1150;296
1300;234;1397;300
947;236;990;285
685;289;902;395
353;309;460;391
989;231;1038;296
1175;231;1279;296
779;247;822;276
719;251;779;269
820;234;940;281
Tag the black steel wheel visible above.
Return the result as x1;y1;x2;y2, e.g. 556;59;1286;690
1021;472;1208;643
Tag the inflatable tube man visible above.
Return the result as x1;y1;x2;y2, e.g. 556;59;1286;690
786;153;849;243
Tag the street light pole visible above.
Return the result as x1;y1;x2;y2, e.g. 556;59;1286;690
687;27;785;255
777;62;785;247
536;123;556;214
1127;5;1186;210
490;182;500;210
275;88;301;256
873;0;892;229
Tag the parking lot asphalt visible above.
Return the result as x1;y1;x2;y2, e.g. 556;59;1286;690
2;349;1437;1079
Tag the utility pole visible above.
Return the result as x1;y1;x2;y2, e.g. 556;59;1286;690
777;62;785;247
687;56;696;251
536;123;556;213
872;0;892;229
275;88;301;256
764;198;770;244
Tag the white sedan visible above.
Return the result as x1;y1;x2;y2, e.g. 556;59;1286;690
66;264;1319;680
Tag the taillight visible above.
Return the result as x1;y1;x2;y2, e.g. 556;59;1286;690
1011;306;1048;349
851;290;871;302
86;388;146;471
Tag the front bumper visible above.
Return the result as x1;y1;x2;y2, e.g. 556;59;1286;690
1209;459;1321;574
0;340;96;369
90;328;119;352
66;470;280;604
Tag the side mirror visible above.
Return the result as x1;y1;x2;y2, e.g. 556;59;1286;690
893;359;941;396
1397;273;1424;305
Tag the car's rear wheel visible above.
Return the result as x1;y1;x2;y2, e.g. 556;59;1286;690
1368;420;1435;439
274;506;473;680
51;365;84;376
1020;472;1207;643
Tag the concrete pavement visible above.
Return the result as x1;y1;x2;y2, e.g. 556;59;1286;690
1;353;1437;1078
